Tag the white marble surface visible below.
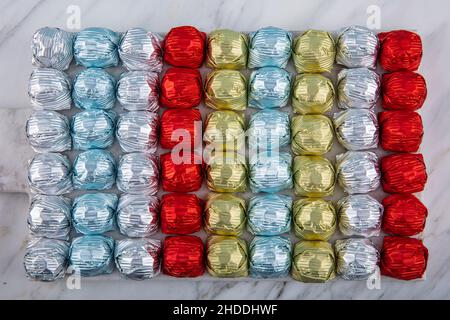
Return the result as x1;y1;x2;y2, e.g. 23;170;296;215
1;0;450;299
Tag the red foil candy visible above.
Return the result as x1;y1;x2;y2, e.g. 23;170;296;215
163;235;205;277
378;30;423;72
379;111;423;152
160;67;203;109
160;152;203;192
160;108;202;150
163;26;206;68
160;193;203;234
382;194;428;236
382;71;427;111
380;236;428;280
381;153;427;194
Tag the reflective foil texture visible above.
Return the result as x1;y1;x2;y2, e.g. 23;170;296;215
28;68;71;110
292;74;335;114
161;193;202;235
206;29;248;69
249;151;293;193
203;111;245;151
117;194;160;237
248;67;291;109
74;27;119;68
116;111;159;153
247;110;290;150
293;30;335;73
205;70;247;111
163;26;206;68
71;109;116;150
116;153;159;195
72;68;116;110
163;235;205;277
206;236;248;278
335;238;379;280
31;27;73;70
293;156;335;197
72;149;116;190
381;71;427;111
206;151;247;193
116;71;160;112
160;152;203;192
379;110;423;152
160;67;203;109
291;241;335;283
249;236;292;278
159;108;202;150
293;198;336;240
248;26;292;68
28;153;72;195
204;193;246;236
334;109;379;150
291;114;334;156
337;68;380;109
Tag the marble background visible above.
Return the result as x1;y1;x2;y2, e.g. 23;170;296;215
1;0;449;299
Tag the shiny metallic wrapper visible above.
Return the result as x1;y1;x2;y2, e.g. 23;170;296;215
336;25;379;69
248;67;291;109
337;194;383;237
26;110;71;152
204;70;247;111
293;30;336;73
336;151;380;194
31;27;73;70
206;236;248;278
117;71;160;112
116;153;159;195
204;193;246;236
24;237;69;281
206;29;248;69
249;236;292;278
28;153;72;195
291;241;336;283
248;26;292;68
206;151;247;192
72;193;118;235
204;111;245;151
292;74;335;114
116;111;159;153
293;156;335;197
335;238;379;280
247;194;292;236
337;68;380;109
117;194;160;237
73;68;116;110
249;151;293;193
291;114;334;156
69;235;115;277
114;238;162;280
28;68;71;110
119;28;163;72
247;110;290;150
293;198;336;240
72;149;116;190
71;109;116;150
334;109;379;150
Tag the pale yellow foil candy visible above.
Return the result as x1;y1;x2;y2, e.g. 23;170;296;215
293;198;336;240
206;235;248;278
206;151;247;192
291;240;336;283
292;74;335;114
293;156;335;197
291;115;334;155
205;193;246;236
293;30;336;73
205;70;247;111
204;110;245;151
206;29;248;70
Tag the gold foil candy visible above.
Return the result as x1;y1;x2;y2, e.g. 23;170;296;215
206;29;248;69
206;235;249;278
204;70;247;111
203;110;246;151
205;193;246;236
206;151;247;192
293;198;336;240
291;115;334;155
293;156;335;197
293;30;336;73
292;74;335;114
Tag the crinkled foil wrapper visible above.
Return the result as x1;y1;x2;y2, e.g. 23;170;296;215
248;67;291;109
334;109;379;150
71;109;116;150
204;70;247;111
73;68;116;110
249;151;293;193
74;27;119;68
26;110;71;152
72;149;116;190
28;153;72;195
248;26;292;68
336;151;380;194
205;193;246;236
249;236;292;278
72;193;118;235
247;110;290;150
292;74;335;114
206;236;248;278
337;194;384;237
335;238;380;280
117;153;159;195
117;71;160;112
291;114;334;155
247;194;292;236
117;194;160;237
116;111;159;153
293;198;336;240
337;68;380;109
114;238;162;280
31;27;73;70
28;68;72;110
293;156;335;197
204;111;245;151
206;29;248;69
293;30;336;73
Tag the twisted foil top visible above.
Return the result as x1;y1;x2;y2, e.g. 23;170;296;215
291;114;334;155
204;70;247;111
116;111;159;153
31;27;73;70
293;198;336;240
291;241;335;283
249;151;293;193
117;194;160;237
116;153;159;195
28;153;72;195
248;26;292;68
204;111;245;151
117;71;160;112
337;68;380;109
248;110;290;150
248;67;291;109
293;30;335;73
206;236;248;278
335;238;379;280
74;27;119;68
206;151;247;193
71;109;116;150
293;156;335;197
72;149;116;190
292;74;335;114
73;68;116;110
205;193;246;236
249;236;292;278
28;68;72;110
334;109;379;150
206;29;248;69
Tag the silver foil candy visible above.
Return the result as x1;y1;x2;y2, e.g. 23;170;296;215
247;109;291;150
114;238;162;280
249;151;293;193
117;71;160;112
72;149;116;190
248;67;291;109
334;109;379;150
116;111;159;153
119;28;163;72
116;153;159;195
72;68;116;110
336;151;380;194
27;195;71;240
337;68;380;109
28;68;72;110
247;194;292;236
69;235;115;277
31;27;73;70
28;153;72;195
71;109;116;150
249;236;292;278
72;193;118;235
336;25;379;69
248;26;292;68
24;237;69;281
26;110;71;152
117;194;160;237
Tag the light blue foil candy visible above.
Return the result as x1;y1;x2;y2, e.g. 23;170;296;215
249;236;292;278
247;109;290;150
247;194;292;235
28;68;72;110
28;153;72;195
72;149;116;190
117;71;160;112
116;153;159;195
116;111;159;153
249;151;293;193
71;109;116;150
248;26;292;68
69;235;115;277
72;193;118;235
31;27;74;70
248;67;291;109
73;27;119;68
73;68;116;110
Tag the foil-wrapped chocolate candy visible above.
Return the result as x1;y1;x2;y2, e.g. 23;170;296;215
31;27;73;70
71;109;116;150
247;110;290;150
334;109;379;150
203;111;245;151
204;193;246;236
247;194;292;236
206;29;248;69
249;151;293;193
336;25;379;69
337;68;381;109
206;236;248;278
72;193;118;235
114;238;162;280
249;236;292;278
72;68;116;110
336;151;380;194
206;151;247;193
116;71;160;112
293;156;335;197
293;30;336;73
116;111;159;153
291;114;334;156
335;238;379;280
24;237;69;281
28;68;72;110
119;28;163;72
248;26;292;68
72;149;116;190
248;67;291;109
204;70;247;111
293;198;336;240
117;194;160;237
26;110;71;152
292;74;335;114
116;153;159;195
28;153;72;195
